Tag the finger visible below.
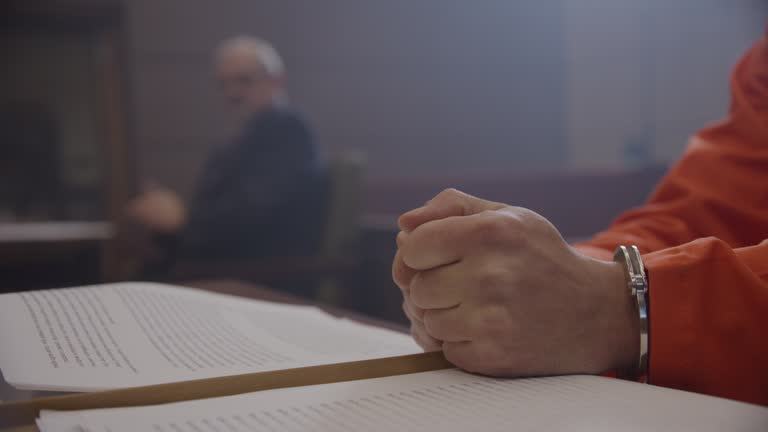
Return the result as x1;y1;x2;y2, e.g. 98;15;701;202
402;299;425;323
442;341;492;374
396;231;406;248
400;214;483;270
423;306;472;342
392;249;417;293
411;320;442;352
398;189;504;232
399;217;466;270
409;262;467;309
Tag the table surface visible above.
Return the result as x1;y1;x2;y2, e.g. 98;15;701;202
0;222;113;243
0;279;408;403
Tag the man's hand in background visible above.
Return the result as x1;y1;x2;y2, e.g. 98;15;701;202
392;189;638;377
127;186;187;234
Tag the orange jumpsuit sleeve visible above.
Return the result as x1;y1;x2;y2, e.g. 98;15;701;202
577;33;768;405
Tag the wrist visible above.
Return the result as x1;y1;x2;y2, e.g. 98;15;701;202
612;245;649;381
605;260;641;371
581;256;640;374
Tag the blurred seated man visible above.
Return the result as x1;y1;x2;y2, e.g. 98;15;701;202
393;32;767;405
128;37;326;268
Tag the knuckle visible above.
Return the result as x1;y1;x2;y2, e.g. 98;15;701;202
401;301;412;320
472;212;522;246
471;215;499;244
391;257;410;290
477;262;523;302
475;263;504;290
391;259;401;283
477;305;512;334
406;298;425;322
412;323;440;351
503;207;553;240
410;322;421;339
410;322;421;338
444;344;487;374
408;273;431;308
411;326;426;349
437;188;461;200
422;310;443;338
412;303;426;321
432;188;467;211
499;215;526;240
442;344;469;368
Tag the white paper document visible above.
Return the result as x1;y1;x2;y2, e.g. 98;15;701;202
36;369;768;432
0;283;419;391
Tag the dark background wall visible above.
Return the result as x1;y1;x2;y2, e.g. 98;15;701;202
125;0;567;198
7;1;764;201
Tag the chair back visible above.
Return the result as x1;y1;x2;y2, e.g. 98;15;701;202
315;151;366;303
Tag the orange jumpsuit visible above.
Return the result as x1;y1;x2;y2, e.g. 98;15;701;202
577;33;768;406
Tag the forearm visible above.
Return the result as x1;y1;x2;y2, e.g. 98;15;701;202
642;237;768;405
575;213;696;258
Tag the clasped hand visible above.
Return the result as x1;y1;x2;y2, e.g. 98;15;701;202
393;189;639;377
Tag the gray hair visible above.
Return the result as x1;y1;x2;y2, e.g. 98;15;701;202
215;36;285;77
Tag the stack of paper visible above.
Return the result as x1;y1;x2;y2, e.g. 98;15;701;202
35;369;768;431
0;282;419;391
4;282;767;431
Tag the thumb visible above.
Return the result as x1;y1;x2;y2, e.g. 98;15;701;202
398;188;505;232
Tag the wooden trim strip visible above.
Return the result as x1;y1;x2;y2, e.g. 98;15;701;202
0;352;451;429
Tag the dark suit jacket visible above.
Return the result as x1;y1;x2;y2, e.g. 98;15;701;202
179;107;326;260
